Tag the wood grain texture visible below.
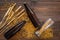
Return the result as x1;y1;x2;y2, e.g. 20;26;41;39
0;0;60;40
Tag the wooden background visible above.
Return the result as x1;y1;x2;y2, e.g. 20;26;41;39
0;0;60;40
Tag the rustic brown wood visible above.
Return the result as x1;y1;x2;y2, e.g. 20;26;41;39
0;0;60;40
